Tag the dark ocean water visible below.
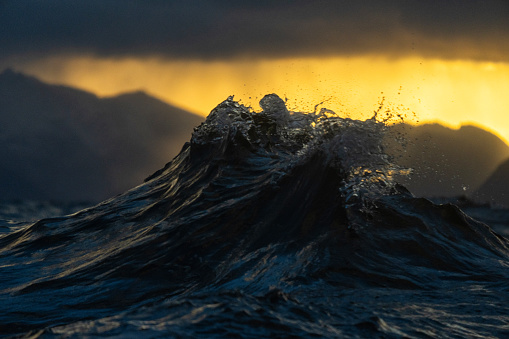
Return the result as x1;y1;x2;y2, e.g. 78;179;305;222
1;95;508;338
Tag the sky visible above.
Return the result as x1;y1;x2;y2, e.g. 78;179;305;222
2;0;509;143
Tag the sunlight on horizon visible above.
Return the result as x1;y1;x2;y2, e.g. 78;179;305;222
14;55;509;144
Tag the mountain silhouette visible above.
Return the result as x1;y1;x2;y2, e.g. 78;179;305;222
0;69;203;202
473;158;509;207
2;69;508;203
385;123;509;198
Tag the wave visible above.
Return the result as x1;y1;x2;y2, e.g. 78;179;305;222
1;94;508;337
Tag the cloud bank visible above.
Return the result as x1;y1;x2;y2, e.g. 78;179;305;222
1;0;508;62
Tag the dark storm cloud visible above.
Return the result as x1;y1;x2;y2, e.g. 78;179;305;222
1;0;508;61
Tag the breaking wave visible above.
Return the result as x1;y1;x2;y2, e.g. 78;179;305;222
1;95;508;338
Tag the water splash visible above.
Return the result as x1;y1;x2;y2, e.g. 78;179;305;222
194;94;408;214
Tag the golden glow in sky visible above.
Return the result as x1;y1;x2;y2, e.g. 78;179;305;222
17;55;509;144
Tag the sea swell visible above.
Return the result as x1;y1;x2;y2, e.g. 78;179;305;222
1;95;508;338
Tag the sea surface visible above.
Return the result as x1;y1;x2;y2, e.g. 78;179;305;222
1;95;508;338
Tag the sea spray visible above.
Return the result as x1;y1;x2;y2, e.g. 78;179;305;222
191;94;406;202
